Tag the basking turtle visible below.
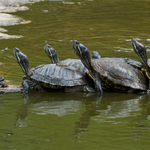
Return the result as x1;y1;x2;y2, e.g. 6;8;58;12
44;44;101;74
13;47;97;94
0;77;7;87
44;44;143;73
72;40;148;93
0;62;8;87
131;39;150;93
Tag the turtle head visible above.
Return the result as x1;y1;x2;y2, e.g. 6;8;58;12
92;51;101;59
131;39;150;80
44;44;59;64
13;47;30;76
131;39;148;68
72;40;93;71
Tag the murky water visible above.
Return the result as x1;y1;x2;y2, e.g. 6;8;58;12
1;0;150;149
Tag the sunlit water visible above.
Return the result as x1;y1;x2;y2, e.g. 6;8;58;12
1;0;150;149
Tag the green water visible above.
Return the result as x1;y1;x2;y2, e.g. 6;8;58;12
1;0;150;149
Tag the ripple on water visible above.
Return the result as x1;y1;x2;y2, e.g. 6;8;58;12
0;0;43;39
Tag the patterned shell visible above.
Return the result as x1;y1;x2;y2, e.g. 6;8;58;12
91;58;148;91
30;64;87;87
60;59;88;74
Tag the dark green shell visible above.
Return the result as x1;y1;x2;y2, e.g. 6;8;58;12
60;59;88;74
30;64;87;87
91;58;148;91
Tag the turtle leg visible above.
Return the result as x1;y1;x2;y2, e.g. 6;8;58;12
21;79;31;93
83;85;96;93
94;73;103;94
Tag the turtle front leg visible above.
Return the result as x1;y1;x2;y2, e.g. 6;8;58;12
94;73;103;94
21;79;31;93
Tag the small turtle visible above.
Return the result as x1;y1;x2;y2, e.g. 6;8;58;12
0;62;8;87
0;76;7;87
72;40;148;93
13;47;97;93
131;39;150;93
44;44;101;74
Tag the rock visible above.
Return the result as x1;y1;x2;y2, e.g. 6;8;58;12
0;85;22;94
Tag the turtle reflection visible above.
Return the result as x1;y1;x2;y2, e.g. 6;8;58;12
14;93;150;142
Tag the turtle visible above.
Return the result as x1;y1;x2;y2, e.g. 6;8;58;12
0;76;8;87
72;40;148;93
44;44;101;74
44;44;143;73
13;47;98;94
0;62;8;87
131;39;150;94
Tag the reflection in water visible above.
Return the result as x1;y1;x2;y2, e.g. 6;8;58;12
73;95;102;142
131;95;150;140
14;92;150;143
15;92;91;127
32;100;81;116
93;94;144;120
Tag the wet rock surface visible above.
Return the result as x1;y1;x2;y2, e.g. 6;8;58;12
0;85;22;94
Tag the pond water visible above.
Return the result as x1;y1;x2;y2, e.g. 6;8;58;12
1;0;150;149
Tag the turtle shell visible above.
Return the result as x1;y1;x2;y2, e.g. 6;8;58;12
30;64;87;87
91;58;148;92
60;59;88;74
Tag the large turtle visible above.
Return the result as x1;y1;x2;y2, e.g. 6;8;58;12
13;47;99;94
44;44;101;74
72;40;148;93
131;39;150;93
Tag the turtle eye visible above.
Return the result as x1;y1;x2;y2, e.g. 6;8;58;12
136;43;144;54
48;45;51;48
75;41;80;45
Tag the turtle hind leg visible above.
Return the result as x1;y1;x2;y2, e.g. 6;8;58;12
83;85;96;93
